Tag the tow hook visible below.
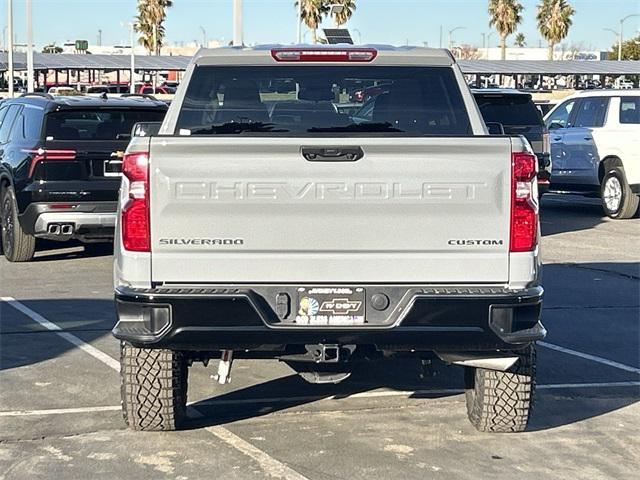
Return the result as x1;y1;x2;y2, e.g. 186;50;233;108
211;349;234;384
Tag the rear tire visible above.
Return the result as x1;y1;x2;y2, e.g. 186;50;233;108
1;186;36;262
120;342;188;431
601;167;639;219
465;344;536;433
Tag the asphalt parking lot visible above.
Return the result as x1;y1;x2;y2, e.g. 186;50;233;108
1;194;638;480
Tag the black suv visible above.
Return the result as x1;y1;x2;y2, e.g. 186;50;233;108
473;89;552;194
0;93;167;262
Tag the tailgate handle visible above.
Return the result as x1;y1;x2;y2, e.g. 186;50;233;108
301;146;364;162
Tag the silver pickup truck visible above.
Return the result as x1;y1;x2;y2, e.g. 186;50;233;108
113;45;545;433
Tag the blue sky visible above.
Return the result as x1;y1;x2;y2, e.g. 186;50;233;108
2;0;639;50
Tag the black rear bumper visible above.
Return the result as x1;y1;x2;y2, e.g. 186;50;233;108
113;285;545;353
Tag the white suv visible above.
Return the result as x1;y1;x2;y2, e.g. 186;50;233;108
544;90;640;218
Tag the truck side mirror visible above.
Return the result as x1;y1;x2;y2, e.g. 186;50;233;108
547;122;564;131
485;122;505;135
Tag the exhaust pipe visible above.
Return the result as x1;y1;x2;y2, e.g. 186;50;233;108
61;224;74;235
47;224;61;235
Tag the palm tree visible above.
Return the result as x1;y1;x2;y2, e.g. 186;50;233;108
136;0;173;54
488;0;524;60
296;0;329;44
537;0;575;60
514;32;526;47
332;0;356;27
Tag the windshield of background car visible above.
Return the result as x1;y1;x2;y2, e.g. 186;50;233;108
175;66;472;136
475;94;542;126
44;109;166;140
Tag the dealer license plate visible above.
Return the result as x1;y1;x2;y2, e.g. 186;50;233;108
295;287;365;326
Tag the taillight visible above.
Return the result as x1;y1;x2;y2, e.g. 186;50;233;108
23;148;77;177
510;152;538;253
121;152;150;252
271;48;377;62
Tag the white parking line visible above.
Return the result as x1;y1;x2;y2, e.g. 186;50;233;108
539;341;640;375
0;297;309;480
205;425;310;480
0;405;121;417
0;296;121;371
2;381;639;418
537;381;640;390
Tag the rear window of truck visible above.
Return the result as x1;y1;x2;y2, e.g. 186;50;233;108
45;109;166;141
175;66;471;136
474;94;542;127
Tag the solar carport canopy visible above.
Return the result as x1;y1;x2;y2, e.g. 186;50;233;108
458;60;640;75
0;52;192;71
1;52;639;75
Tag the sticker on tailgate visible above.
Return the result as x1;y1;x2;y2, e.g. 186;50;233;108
295;287;365;326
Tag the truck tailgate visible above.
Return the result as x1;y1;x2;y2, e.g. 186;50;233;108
149;137;512;284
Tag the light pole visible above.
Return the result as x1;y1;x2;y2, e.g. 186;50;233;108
329;4;345;28
122;21;136;94
604;27;620;56
7;0;14;97
26;0;34;93
619;14;640;61
486;31;494;58
233;0;243;46
448;26;465;51
296;0;302;43
352;28;362;44
199;26;207;47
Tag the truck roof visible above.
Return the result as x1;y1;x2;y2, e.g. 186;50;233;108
192;44;455;67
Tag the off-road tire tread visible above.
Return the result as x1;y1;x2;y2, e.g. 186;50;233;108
1;187;36;262
465;344;536;433
120;342;188;431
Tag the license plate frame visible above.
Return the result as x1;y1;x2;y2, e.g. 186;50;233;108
295;287;366;326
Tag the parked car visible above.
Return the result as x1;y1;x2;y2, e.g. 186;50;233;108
86;84;131;94
113;45;544;434
137;84;176;95
47;86;82;96
0;93;167;261
535;100;557;117
160;81;180;89
473;89;552;193
544;90;640;218
615;79;635;90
